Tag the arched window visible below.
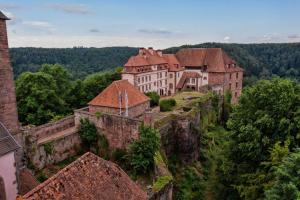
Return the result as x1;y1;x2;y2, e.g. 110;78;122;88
0;176;6;200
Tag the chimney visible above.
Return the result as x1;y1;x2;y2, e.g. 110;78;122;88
0;11;20;135
139;47;145;55
157;49;163;57
148;47;154;55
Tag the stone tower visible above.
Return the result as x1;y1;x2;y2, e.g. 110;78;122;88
0;11;20;135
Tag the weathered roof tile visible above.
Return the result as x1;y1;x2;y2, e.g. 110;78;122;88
21;152;147;200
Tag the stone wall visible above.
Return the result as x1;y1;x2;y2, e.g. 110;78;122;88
89;101;150;118
23;116;81;170
0;19;20;136
157;111;201;164
75;107;142;149
149;182;173;200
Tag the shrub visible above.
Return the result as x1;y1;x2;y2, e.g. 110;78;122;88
43;142;54;155
128;124;161;174
159;98;176;112
145;91;160;107
78;118;98;150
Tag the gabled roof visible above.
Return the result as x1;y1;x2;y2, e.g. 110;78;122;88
88;80;149;108
0;11;9;20
176;71;201;89
175;48;244;73
0;121;20;156
163;54;184;72
124;48;167;67
21;152;147;200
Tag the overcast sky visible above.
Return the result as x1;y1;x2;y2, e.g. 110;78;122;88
1;0;299;48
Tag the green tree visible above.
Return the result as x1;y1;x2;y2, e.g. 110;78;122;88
16;72;66;125
129;125;160;174
40;64;72;95
265;150;300;200
83;70;121;102
145;91;160;107
225;78;300;199
78;119;98;150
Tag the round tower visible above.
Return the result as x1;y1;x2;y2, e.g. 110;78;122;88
0;11;20;135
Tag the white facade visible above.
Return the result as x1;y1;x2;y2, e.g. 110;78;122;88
122;66;169;96
0;151;18;200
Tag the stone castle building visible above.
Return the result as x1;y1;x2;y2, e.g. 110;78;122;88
89;80;150;118
122;47;244;103
0;11;20;135
0;11;22;200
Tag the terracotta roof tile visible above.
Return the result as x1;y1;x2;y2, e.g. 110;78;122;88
18;168;39;195
162;54;184;72
21;152;147;200
175;48;244;73
88;80;149;108
124;48;167;67
176;71;201;89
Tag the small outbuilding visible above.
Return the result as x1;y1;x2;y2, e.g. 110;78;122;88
88;80;150;118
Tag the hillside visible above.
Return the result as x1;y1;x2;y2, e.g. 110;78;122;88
10;47;138;79
10;43;300;81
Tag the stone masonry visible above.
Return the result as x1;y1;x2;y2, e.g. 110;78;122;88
0;15;20;136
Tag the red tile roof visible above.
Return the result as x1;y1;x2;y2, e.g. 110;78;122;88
163;54;184;72
175;48;244;73
18;168;39;195
176;71;201;89
88;80;149;108
124;48;167;67
21;152;147;200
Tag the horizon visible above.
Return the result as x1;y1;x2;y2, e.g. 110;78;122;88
7;41;300;50
1;0;299;48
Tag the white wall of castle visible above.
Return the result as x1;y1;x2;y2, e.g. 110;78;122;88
122;66;169;95
0;151;18;200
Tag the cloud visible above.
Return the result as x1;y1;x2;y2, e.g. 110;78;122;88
47;3;91;15
90;28;100;33
7;34;202;49
288;34;300;39
223;36;230;42
22;21;55;33
23;21;52;28
0;3;22;10
138;28;173;35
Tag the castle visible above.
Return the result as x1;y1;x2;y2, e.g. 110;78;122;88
122;47;244;103
0;8;244;199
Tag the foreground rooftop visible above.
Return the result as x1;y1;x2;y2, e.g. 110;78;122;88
20;152;147;200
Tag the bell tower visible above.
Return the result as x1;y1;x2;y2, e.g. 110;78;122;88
0;11;20;135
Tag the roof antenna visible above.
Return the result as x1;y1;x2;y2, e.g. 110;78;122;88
118;91;122;115
125;90;128;117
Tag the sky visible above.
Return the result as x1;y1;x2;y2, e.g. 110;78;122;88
0;0;299;49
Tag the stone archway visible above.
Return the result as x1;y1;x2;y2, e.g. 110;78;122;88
0;176;6;200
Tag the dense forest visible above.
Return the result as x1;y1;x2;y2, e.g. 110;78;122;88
10;43;300;83
10;47;138;79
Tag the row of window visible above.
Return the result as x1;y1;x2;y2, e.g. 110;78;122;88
139;80;168;91
137;75;151;84
229;72;239;79
169;73;180;78
137;72;168;84
229;82;239;89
